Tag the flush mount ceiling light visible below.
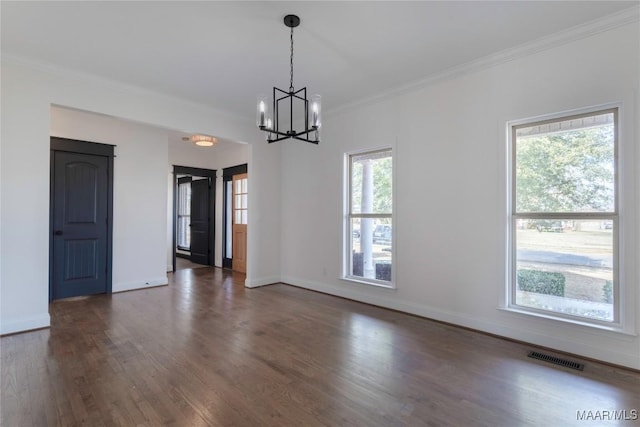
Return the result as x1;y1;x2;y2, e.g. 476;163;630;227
187;135;217;147
257;14;321;144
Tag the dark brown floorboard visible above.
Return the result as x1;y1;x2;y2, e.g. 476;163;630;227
1;267;638;426
174;257;208;271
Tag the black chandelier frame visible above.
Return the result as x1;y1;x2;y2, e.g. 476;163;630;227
258;14;320;144
261;86;318;144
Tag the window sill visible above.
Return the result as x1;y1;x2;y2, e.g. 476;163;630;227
341;276;396;290
498;305;637;336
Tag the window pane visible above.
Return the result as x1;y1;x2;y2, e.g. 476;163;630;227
177;182;191;250
350;217;362;254
241;194;247;209
242;178;248;193
178;182;191;215
235;210;241;224
177;216;190;249
515;111;614;213
349;218;392;282
515;219;613;321
241;210;247;225
351;150;392;214
235;195;242;210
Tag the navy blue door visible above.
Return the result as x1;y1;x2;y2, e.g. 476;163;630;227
52;151;109;299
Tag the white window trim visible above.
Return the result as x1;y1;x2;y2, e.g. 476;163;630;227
342;146;396;289
504;103;636;334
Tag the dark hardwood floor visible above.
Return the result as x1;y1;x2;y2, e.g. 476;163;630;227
2;267;638;426
174;256;209;271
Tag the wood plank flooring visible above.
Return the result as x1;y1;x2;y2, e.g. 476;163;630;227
174;257;209;271
1;267;638;426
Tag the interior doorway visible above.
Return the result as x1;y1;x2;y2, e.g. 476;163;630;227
172;166;216;271
222;164;248;271
232;173;248;273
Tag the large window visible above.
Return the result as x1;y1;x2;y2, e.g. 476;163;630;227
509;108;618;324
344;148;393;287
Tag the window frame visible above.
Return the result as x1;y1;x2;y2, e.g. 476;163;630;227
343;147;395;289
506;106;622;328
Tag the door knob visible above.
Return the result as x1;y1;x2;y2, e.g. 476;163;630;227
54;230;63;236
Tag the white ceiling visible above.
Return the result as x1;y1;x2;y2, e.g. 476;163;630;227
2;1;637;124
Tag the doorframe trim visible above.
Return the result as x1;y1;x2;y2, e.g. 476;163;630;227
222;164;248;269
49;137;115;301
172;165;216;271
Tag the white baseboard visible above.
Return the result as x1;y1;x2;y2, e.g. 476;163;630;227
0;313;51;335
280;276;640;369
167;264;173;272
245;276;281;288
113;277;168;293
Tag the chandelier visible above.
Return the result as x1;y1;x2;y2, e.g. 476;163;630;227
257;14;321;144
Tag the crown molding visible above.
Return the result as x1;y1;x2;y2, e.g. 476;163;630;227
326;5;640;118
1;52;249;123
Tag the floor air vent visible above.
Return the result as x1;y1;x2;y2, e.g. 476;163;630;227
527;351;584;371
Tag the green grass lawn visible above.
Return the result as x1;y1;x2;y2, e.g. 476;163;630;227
517;223;613;303
517;227;612;255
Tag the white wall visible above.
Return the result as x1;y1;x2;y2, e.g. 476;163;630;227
166;142;250;269
0;58;281;334
51;107;169;292
280;23;640;368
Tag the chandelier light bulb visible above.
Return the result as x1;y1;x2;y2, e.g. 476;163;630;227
257;95;269;128
310;94;322;129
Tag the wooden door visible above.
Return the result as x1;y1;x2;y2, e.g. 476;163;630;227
51;151;109;299
190;178;210;265
232;173;248;273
